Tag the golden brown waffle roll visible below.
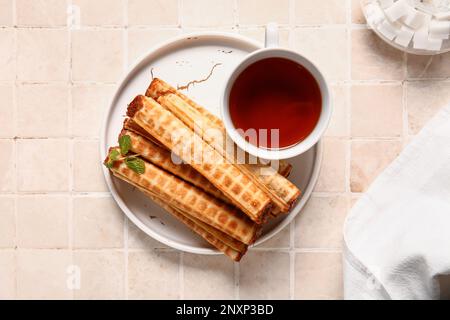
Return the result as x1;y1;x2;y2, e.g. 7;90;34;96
135;184;244;261
113;175;246;261
105;148;260;244
147;78;292;173
147;78;224;129
139;187;247;255
127;96;272;224
123;118;164;148
278;161;292;178
120;128;231;204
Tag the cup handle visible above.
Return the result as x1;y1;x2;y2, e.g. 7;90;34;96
265;22;279;48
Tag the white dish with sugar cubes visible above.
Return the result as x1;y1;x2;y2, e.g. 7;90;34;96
362;0;450;54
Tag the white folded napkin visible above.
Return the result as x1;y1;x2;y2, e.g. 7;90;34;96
343;104;450;300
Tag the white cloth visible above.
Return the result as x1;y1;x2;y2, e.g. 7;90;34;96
343;104;450;300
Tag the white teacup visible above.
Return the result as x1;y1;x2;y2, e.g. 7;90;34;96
221;23;332;160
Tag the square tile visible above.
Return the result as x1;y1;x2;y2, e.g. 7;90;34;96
183;254;234;299
352;0;366;24
295;252;343;299
17;84;69;137
238;28;290;48
73;0;125;26
73;250;125;299
16;0;67;26
407;81;450;135
0;85;14;137
17;249;73;299
239;251;290;299
295;195;348;249
17;195;69;249
71;84;114;137
315;138;347;192
238;0;289;25
0;140;15;192
351;140;402;192
293;28;348;81
128;222;168;249
352;29;404;80
128;250;180;299
71;30;123;82
129;0;178;26
73;196;124;249
181;0;235;27
326;85;349;137
407;53;450;79
0;251;15;299
17;139;69;192
351;84;403;137
0;29;15;81
0;0;13;26
0;197;15;248
257;225;290;248
294;0;346;25
128;29;181;65
182;0;234;27
73;140;108;192
17;29;69;81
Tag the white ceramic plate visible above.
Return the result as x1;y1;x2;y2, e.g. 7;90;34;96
100;32;322;254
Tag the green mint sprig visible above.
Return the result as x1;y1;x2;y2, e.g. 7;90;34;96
119;134;131;155
104;135;145;175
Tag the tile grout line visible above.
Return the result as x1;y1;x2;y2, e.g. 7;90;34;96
0;247;344;253
0;190;379;197
402;54;409;147
12;0;18;300
288;0;296;301
67;0;75;301
123;0;129;300
177;0;184;300
232;0;240;301
178;0;184;29
233;0;239;28
234;261;240;300
345;0;352;196
2;78;450;87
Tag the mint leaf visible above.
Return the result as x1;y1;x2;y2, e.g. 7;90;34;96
104;149;120;169
110;149;120;161
104;159;114;169
125;157;145;174
119;135;131;155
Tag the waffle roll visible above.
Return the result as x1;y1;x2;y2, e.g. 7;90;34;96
106;147;260;244
123;118;164;148
147;77;224;129
119;128;231;204
112;172;246;261
147;79;300;213
147;78;293;177
127;95;272;224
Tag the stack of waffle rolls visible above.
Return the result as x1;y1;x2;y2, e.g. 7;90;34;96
147;78;300;214
120;127;231;204
105;78;301;261
106;147;258;260
127;95;273;223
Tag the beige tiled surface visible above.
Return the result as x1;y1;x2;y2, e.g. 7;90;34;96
1;0;449;300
